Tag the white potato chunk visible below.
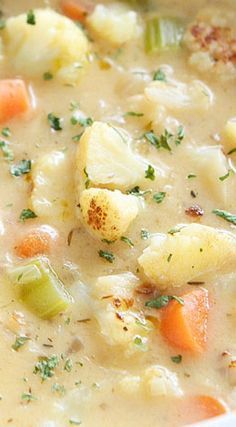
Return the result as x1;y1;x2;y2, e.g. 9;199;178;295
87;3;139;45
145;78;213;112
76;121;145;192
138;223;236;288
3;9;89;84
118;365;182;398
31;151;75;220
223;119;236;153
189;146;230;204
78;188;139;241
92;273;153;355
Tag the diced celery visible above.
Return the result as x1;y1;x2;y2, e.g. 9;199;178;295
145;17;184;53
8;258;73;319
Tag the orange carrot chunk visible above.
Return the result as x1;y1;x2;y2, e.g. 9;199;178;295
0;80;30;123
61;0;94;22
160;288;209;353
182;395;227;424
15;227;58;259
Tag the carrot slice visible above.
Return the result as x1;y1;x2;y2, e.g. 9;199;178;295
160;288;209;353
0;80;30;123
182;395;227;424
60;0;94;22
15;227;58;259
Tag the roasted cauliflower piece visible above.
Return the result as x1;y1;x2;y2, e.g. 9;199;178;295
78;188;139;241
138;223;236;288
31;151;75;220
118;365;182;397
87;3;139;45
3;9;89;84
184;8;236;77
76;121;145;192
92;273;153;355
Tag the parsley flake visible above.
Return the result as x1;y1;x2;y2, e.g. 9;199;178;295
48;113;63;131
64;358;73;372
141;229;150;240
26;10;36;25
69;419;81;425
12;336;30;351
175;125;185;145
43;72;53;81
228;147;236;155
98;250;115;263
127;186;152;197
212;209;236;225
145;295;184;309
1;127;11;137
10;160;31;177
21;392;37;402
153;192;166;204
19;209;37;222
153;69;166;81
34;355;59;381
124;111;144;118
145;164;155;181
219;170;232;181
0;140;14;161
120;236;134;248
171;354;182;364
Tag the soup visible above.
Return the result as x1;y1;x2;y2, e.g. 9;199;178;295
0;0;236;426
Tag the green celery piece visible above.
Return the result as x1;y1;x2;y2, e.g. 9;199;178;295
146;17;184;53
9;258;73;319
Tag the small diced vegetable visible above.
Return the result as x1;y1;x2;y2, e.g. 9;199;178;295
79;188;139;241
182;395;227;424
0;80;30;123
61;0;94;22
161;288;209;353
8;257;73;319
145;17;183;53
15;226;59;258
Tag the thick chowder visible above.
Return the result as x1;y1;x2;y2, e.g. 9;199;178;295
0;0;236;426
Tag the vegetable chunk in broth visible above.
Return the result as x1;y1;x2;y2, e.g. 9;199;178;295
0;0;236;426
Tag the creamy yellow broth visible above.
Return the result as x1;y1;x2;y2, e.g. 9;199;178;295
0;0;236;426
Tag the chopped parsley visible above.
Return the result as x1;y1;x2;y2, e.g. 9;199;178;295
168;226;182;235
127;186;151;197
1;127;11;137
69;419;81;425
219;170;232;181
124;111;144;118
12;336;30;351
72;133;83;142
144;126;184;151
98;250;115;263
43;72;53;81
69;101;80;111
212;209;236;225
167;253;173;262
64;358;73;372
228;147;236;155
145;164;155;181
26;10;36;25
171;354;182;364
145;295;184;309
48;113;63;131
133;336;147;351
120;236;134;248
153;192;166;204
153;69;166;81
21;392;37;402
71;116;93;127
141;229;150;240
10;160;31;177
19;208;37;222
187;174;197;179
101;239;115;245
52;383;66;396
34;355;59;381
83;168;90;189
175;125;185;145
0;140;14;161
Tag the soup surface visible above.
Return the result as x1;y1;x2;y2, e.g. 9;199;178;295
0;0;236;426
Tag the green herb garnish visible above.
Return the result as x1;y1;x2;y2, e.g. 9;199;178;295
27;10;36;25
212;209;236;225
175;125;184;145
10;159;31;177
34;355;59;381
43;72;53;81
21;392;37;402
0;140;14;161
153;69;166;81
219;170;232;181
127;186;152;197
124;111;144;117
141;229;150;240
64;358;73;372
120;236;134;248
48;113;63;131
171;354;182;364
145;164;155;181
19;208;37;222
153;192;166;204
145;295;184;309
12;336;30;351
1;127;11;137
98;250;115;263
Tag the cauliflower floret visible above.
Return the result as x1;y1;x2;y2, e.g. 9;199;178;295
138;223;236;288
184;8;236;78
92;273;153;355
31;151;75;220
87;3;139;45
188;146;230;205
78;188;139;241
145;78;213;112
76;121;145;192
223;118;236;153
118;365;182;398
3;9;89;84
